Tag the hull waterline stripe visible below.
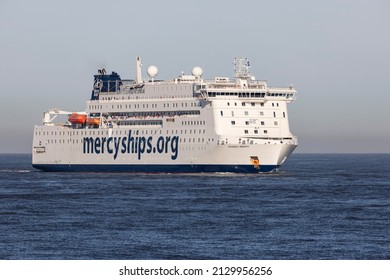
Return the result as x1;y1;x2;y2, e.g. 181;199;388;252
32;164;280;173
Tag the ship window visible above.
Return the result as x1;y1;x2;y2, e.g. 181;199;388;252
254;130;258;134
272;103;274;107
231;111;234;117
244;130;248;134
244;111;248;116
245;121;249;125
264;130;268;134
231;121;235;125
242;102;246;106
261;121;265;125
220;111;223;116
251;102;255;106
277;103;279;107
273;112;276;117
283;112;286;118
235;102;237;106
274;121;278;125
227;102;230;106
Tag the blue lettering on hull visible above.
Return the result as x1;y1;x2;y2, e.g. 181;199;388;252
83;130;179;160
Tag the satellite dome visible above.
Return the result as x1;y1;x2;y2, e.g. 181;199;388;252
192;66;203;77
147;65;158;78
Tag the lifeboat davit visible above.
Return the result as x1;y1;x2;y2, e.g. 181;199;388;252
68;113;87;124
87;117;100;126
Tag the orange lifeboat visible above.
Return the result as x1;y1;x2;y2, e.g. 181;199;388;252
68;113;87;124
87;117;100;126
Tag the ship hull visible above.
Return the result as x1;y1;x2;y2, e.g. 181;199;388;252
32;124;297;173
32;137;297;173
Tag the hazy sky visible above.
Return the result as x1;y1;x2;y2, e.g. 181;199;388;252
1;0;389;153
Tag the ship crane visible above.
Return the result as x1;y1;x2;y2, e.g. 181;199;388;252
43;109;86;126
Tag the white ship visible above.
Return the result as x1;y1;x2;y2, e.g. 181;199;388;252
32;57;298;173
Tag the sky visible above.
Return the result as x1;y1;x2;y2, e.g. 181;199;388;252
0;0;389;153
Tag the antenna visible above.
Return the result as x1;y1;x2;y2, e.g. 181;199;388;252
135;56;142;84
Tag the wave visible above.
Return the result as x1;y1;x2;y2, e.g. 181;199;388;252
0;169;33;173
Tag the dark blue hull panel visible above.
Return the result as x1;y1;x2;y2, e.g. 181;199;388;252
32;164;279;173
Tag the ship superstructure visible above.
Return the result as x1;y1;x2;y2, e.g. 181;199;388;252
32;57;298;172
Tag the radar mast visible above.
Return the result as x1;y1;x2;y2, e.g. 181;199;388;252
234;57;251;79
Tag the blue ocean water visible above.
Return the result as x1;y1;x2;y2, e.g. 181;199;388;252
0;153;389;260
